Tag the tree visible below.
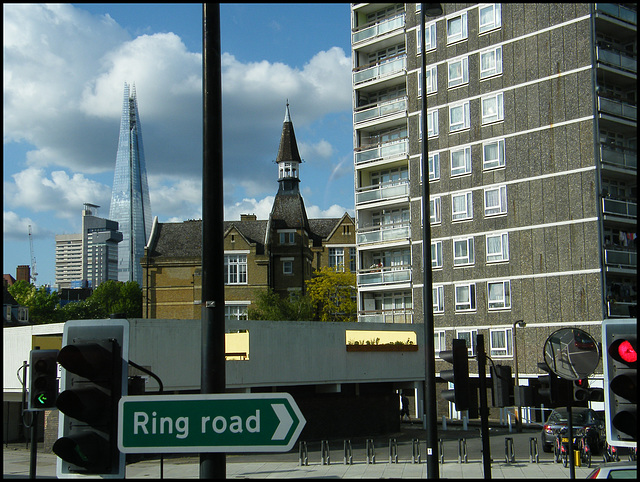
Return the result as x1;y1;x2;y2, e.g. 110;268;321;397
305;267;357;322
8;281;61;324
247;288;314;321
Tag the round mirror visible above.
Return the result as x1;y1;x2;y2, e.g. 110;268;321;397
543;328;600;380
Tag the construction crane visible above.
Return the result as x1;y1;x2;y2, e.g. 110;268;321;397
28;225;38;284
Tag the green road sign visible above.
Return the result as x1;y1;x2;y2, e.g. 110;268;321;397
117;393;305;453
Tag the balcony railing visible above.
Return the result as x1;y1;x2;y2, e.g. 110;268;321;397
358;308;413;324
600;144;637;170
607;301;637;318
356;180;409;204
357;223;410;245
596;46;637;73
602;198;637;218
605;248;637;269
355;138;408;165
353;55;406;85
596;3;637;25
358;265;411;286
352;13;405;44
354;97;407;125
598;96;637;121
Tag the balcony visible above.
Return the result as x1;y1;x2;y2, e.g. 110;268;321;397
596;46;637;74
356;222;410;245
358;308;413;324
356;180;409;204
598;96;637;122
354;97;407;125
602;197;637;218
600;144;637;171
353;55;406;86
596;3;637;26
355;138;408;165
352;13;405;44
358;265;411;286
604;248;637;271
607;301;637;318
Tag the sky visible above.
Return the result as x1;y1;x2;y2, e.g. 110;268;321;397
3;3;355;288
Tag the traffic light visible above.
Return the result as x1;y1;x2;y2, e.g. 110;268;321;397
573;378;590;403
602;318;637;448
441;338;471;411
536;364;572;408
491;364;513;408
29;349;59;410
53;319;129;478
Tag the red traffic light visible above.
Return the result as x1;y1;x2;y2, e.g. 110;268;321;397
617;340;637;364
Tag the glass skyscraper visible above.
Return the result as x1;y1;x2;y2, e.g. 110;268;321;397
109;82;152;285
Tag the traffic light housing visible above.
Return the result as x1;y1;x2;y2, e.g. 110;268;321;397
441;338;471;412
53;319;129;478
573;378;590;403
536;364;572;408
29;349;59;410
491;364;513;408
602;318;637;448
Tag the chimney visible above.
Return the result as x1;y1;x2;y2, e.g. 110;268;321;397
240;214;257;221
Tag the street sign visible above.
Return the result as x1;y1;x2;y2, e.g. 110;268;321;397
117;393;306;453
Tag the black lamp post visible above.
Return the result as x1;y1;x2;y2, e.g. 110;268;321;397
513;319;526;433
420;3;443;479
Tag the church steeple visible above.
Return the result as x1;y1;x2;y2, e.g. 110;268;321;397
276;101;302;192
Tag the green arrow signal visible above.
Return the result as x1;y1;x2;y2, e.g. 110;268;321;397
37;393;48;405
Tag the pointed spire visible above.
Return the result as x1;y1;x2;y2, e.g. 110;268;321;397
276;101;302;165
284;99;291;122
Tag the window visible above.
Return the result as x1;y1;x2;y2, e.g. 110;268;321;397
418;65;438;96
490;327;512;357
450;146;472;176
483;139;505;170
282;259;293;275
449;101;470;132
431;241;443;268
279;231;295;244
417;22;437;53
433;286;444;313
421;109;439;138
488;280;511;310
455;283;476;312
448;57;469;88
434;329;446;354
452;191;473;221
453;237;475;266
225;304;248;321
329;248;345;271
479;46;502;79
481;92;504;124
224;254;247;284
484;185;507;216
479;4;502;34
430;196;441;224
349;247;356;272
456;328;477;355
486;232;509;262
428;153;440;181
447;12;468;44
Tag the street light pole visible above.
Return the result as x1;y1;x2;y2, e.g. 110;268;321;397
513;319;525;433
420;4;443;479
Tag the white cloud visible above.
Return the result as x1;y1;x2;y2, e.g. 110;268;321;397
305;204;353;219
224;197;276;221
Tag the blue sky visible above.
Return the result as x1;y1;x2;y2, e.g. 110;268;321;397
3;4;354;288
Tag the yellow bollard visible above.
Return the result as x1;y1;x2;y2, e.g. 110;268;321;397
574;450;581;467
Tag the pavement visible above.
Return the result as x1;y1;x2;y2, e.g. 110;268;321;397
4;422;601;479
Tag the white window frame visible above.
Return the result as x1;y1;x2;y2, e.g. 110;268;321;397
417;22;437;53
484;185;507;216
452;191;473;221
224;253;248;285
282;258;293;275
422;109;439;138
429;152;440;181
279;231;295;244
449;101;470;132
433;286;445;313
434;329;446;354
490;327;512;357
488;280;511;310
455;283;476;312
455;328;478;356
479;4;502;34
329;247;345;271
486;232;509;263
431;240;443;268
450;146;472;176
447;12;468;44
419;65;438;96
479;46;502;79
453;237;475;266
225;303;249;321
430;196;442;225
481;92;504;124
448;56;469;88
483;138;505;170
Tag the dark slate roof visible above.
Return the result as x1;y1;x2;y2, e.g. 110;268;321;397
275;104;302;164
224;219;269;254
269;191;310;232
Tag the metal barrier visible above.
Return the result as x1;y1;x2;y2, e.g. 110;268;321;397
413;439;422;464
458;438;468;464
388;438;398;463
298;441;308;466
366;439;376;464
439;439;444;464
529;437;539;463
505;437;515;463
321;440;330;465
343;440;353;465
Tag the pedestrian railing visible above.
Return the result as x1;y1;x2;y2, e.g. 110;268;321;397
505;437;516;463
389;438;398;463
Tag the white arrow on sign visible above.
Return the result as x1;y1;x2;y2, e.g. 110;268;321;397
271;403;293;440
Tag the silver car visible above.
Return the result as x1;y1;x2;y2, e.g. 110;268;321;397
586;461;637;479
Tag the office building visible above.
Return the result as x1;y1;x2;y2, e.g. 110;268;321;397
351;4;636;418
109;82;153;286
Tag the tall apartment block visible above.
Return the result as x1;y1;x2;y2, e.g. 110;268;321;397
109;82;153;286
351;3;636;415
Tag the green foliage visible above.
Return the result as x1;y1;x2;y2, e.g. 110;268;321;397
247;289;314;321
7;281;61;324
305;266;357;322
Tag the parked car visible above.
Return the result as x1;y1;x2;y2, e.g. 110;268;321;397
586;461;637;479
540;407;605;454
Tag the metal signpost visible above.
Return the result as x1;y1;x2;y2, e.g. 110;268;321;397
118;393;306;454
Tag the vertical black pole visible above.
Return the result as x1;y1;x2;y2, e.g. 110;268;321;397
420;5;439;478
29;411;37;479
200;3;225;479
568;395;575;479
477;335;491;479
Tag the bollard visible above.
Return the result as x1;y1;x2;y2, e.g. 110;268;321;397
343;440;352;465
389;438;398;464
366;439;376;464
529;437;539;463
442;415;447;430
505;437;515;463
321;440;330;465
458;438;468;464
438;439;444;464
412;439;421;464
462;415;468;431
298;441;308;466
574;450;582;467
